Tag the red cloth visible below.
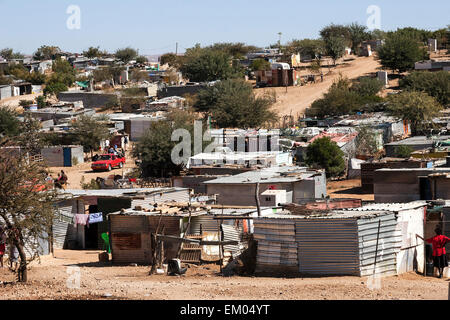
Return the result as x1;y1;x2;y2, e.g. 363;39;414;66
0;243;5;255
426;235;450;256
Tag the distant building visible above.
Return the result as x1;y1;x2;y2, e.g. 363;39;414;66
203;166;327;206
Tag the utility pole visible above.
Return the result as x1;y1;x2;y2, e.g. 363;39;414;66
277;32;282;52
176;42;178;55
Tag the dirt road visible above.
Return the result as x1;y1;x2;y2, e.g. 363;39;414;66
258;55;381;118
0;250;447;300
47;144;137;189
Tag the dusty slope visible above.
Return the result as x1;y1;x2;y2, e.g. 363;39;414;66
0;250;448;300
257;55;381;118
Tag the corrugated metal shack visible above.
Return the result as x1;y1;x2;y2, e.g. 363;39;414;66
254;205;424;277
108;205;275;265
55;188;190;250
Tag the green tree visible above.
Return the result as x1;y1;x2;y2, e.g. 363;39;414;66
16;114;43;156
195;79;277;128
377;33;429;73
394;145;414;158
324;36;346;65
351;77;384;96
136;56;148;64
115;47;138;63
347;22;371;53
399;71;450;106
320;24;352;46
0;108;21;137
356;126;380;157
160;53;179;67
133;109;200;177
0;149;58;282
36;96;47;109
83;46;101;58
33;45;61;61
285;39;325;58
308;58;322;74
43;81;68;97
0;48;24;60
306;137;346;178
250;59;271;71
387;91;443;135
180;50;239;82
71;115;111;156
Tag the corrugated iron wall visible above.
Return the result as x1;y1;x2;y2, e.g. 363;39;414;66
254;219;298;274
131;189;190;210
110;214;181;264
357;214;402;277
53;200;78;249
295;219;360;276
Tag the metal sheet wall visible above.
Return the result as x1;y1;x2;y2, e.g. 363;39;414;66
109;214;181;264
131;190;190;210
357;214;402;277
295;219;360;276
53;200;79;249
254;219;298;273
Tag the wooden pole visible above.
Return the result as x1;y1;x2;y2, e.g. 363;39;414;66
176;203;192;258
217;219;223;273
255;182;261;217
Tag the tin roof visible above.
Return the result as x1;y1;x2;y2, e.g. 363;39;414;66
60;187;188;198
203;166;321;184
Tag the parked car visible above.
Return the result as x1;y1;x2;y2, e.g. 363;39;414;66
91;154;126;171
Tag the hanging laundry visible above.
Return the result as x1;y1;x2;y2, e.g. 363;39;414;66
89;212;103;224
75;214;89;226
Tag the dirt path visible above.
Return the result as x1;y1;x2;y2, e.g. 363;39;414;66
47;144;137;189
258;55;381;118
0;250;447;300
327;179;374;201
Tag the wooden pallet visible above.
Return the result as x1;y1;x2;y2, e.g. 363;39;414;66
180;234;202;264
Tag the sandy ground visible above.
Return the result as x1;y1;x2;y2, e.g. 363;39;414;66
327;179;374;202
257;55;381;118
47;144;137;189
0;93;43;110
0;249;448;300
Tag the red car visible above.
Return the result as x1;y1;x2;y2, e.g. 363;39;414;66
91;154;126;171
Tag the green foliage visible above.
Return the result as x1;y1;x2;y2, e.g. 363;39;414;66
308;58;322;74
306;76;383;117
205;42;260;59
16;114;43;155
43;81;68;97
347;22;371;53
71;115;111;154
320;24;352;46
33;45;61;61
36;96;47;109
306;137;346;178
387;91;443;135
180;49;240;82
394;145;414;158
0;48;24;60
250;59;271;71
399;71;450;106
352;77;384;97
83;46;101;58
133;109;199;177
377;32;429;73
0;150;59;282
81;177;101;190
0;108;21;137
160;53;179;68
115;47;138;63
27;71;46;85
135;56;148;64
285;39;325;57
195;79;277;128
356;126;380;156
324;36;346;65
19;100;34;107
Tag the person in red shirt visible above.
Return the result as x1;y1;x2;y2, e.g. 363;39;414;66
420;227;450;278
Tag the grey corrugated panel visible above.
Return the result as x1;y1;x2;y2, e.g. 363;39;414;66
222;224;240;254
110;215;148;233
295;219;360;275
189;215;219;234
358;221;398;232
